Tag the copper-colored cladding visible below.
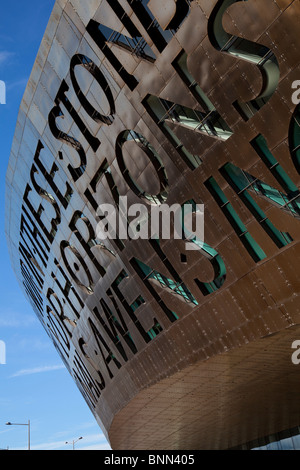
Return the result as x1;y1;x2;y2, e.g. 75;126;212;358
5;0;300;449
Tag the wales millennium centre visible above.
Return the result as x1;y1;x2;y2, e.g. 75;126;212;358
5;0;300;450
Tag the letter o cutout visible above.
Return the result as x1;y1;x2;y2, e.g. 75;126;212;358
70;54;115;125
116;130;169;205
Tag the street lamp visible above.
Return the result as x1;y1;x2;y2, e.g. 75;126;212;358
65;436;82;450
5;420;30;450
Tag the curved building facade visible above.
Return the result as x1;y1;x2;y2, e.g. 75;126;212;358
5;0;300;449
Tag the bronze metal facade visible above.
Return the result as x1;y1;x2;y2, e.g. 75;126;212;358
5;0;300;449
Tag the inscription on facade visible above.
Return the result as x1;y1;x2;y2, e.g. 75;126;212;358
11;0;300;410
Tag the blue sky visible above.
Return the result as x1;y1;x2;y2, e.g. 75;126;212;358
0;0;111;451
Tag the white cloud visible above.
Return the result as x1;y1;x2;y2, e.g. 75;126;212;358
6;77;29;92
10;364;65;378
63;433;111;451
15;432;111;451
78;442;112;450
0;50;14;65
0;311;38;328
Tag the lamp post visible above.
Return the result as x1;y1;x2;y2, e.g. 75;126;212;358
5;420;30;450
65;436;82;450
